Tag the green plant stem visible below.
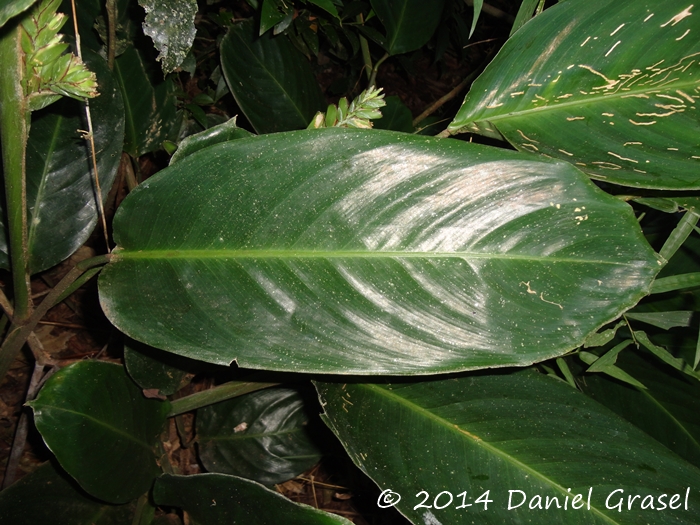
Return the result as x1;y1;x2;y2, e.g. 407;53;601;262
0;255;111;382
0;24;32;323
659;210;699;263
167;379;280;417
356;14;372;81
368;53;388;88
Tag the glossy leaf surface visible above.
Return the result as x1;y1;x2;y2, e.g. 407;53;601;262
316;371;700;524
0;0;36;28
124;339;196;396
140;0;197;74
29;361;168;503
0;50;123;273
0;462;136;524
449;0;700;189
197;387;322;485
153;473;352;524
114;45;178;156
581;351;700;468
370;0;445;55
220;20;326;134
169;116;254;165
99;128;661;375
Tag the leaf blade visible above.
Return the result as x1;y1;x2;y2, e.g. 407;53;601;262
98;128;661;375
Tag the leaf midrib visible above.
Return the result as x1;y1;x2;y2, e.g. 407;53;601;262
363;383;622;525
114;249;643;267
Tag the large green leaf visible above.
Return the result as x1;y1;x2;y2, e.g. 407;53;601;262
0;462;136;524
139;0;197;74
114;45;178;156
197;387;322;485
220;19;326;134
28;361;168;503
370;0;445;55
449;0;700;190
153;473;352;524
316;370;700;524
581;351;700;469
0;0;36;28
98;128;661;375
0;50;123;273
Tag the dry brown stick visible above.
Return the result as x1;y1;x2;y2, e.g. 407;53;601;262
413;70;479;128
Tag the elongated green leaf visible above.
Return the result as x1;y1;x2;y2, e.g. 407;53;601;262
582;351;700;469
169;116;254;165
0;50;123;273
370;0;445;55
316;371;700;524
510;0;539;36
220;20;326;134
449;0;700;190
0;462;136;524
625;310;694;330
98;128;661;375
29;361;168;503
140;0;197;74
114;45;178;156
0;0;36;28
197;387;322;485
153;473;352;524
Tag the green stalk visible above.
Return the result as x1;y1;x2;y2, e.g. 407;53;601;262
0;24;32;323
356;14;372;82
0;255;111;381
167;379;280;417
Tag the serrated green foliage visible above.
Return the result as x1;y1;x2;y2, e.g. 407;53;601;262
140;0;197;74
153;473;353;524
197;387;322;485
98;128;661;375
317;371;700;524
20;0;97;111
308;86;385;128
29;361;168;503
449;0;700;190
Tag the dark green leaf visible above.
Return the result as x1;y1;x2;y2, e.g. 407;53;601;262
169;116;254;165
316;370;700;524
582;351;700;469
0;462;136;524
29;361;169;503
0;50;123;273
153;473;352;524
370;0;445;55
260;0;288;35
98;128;661;375
307;0;339;19
0;0;36;28
197;387;322;485
510;0;539;36
114;45;178;156
449;0;700;190
139;0;197;73
220;20;326;134
469;0;482;38
625;311;694;330
124;339;201;396
373;95;413;132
